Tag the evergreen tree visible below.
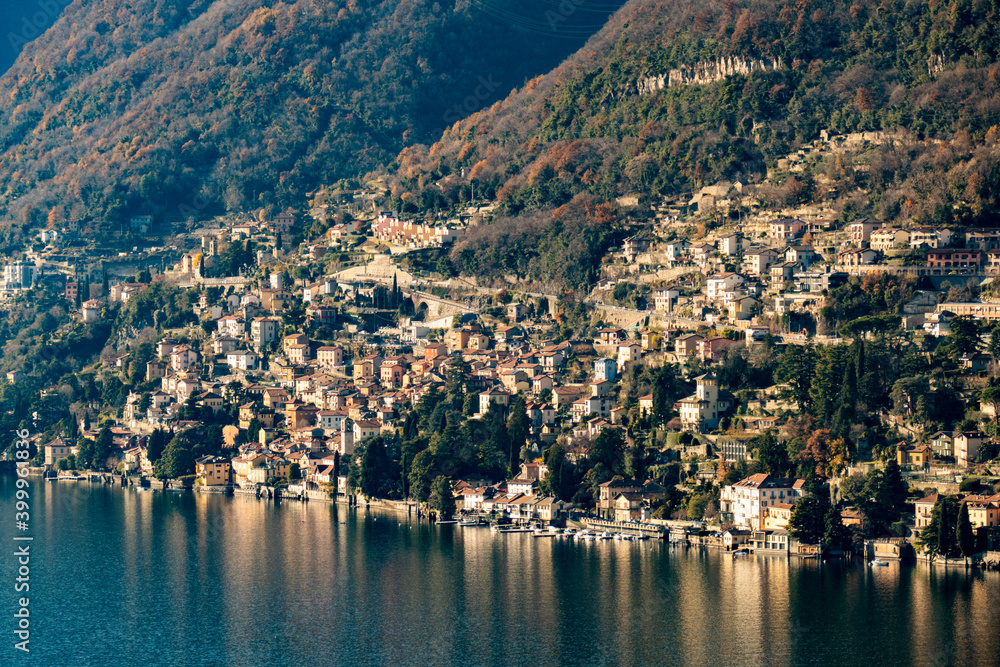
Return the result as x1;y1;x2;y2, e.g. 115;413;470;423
823;505;851;550
810;346;846;424
147;428;169;462
246;418;263;444
360;437;393;499
590;427;626;472
507;396;528;477
956;502;975;557
775;343;816;410
937;496;956;556
154;436;195;479
752;431;790;476
880;460;909;516
989;325;1000;358
788;494;829;545
651;364;682;426
429;475;456;519
947;316;982;358
408;449;436;502
87;427;114;470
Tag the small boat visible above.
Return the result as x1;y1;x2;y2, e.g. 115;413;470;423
435;519;458;525
600;532;613;540
869;558;889;567
459;520;479;527
733;549;750;556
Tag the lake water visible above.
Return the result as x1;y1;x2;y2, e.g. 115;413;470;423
2;476;999;666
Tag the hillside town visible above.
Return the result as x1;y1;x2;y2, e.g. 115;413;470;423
6;169;1000;566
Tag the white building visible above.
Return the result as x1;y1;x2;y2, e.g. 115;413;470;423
594;357;616;382
170;345;199;372
721;474;807;530
678;372;731;431
251;317;281;348
3;262;36;290
617;343;643;372
479;387;511;417
81;299;101;322
226;350;259;372
217;316;246;338
707;273;745;301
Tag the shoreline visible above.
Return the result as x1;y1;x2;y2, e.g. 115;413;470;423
16;472;1000;570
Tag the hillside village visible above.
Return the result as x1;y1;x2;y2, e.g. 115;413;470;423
6;152;1000;563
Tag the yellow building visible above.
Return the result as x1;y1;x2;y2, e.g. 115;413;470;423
966;496;1000;528
195;455;231;486
896;443;933;469
763;503;794;530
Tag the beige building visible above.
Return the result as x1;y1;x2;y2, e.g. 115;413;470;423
721;474;806;530
196;455;231;486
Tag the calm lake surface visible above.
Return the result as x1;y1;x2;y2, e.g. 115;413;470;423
2;476;998;666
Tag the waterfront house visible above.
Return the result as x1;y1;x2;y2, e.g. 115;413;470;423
744;248;782;277
44;438;77;467
721;474;807;530
617;343;643;371
613;492;644;522
909;227;953;249
750;529;790;553
196;455;231;486
838;248;879;266
723;529;751;550
507;478;538;496
913;493;940;532
597;478;642;519
763;503;794;530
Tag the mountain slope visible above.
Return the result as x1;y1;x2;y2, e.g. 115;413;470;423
386;0;1000;288
0;0;625;234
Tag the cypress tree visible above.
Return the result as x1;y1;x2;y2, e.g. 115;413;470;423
957;502;975;557
937;497;954;556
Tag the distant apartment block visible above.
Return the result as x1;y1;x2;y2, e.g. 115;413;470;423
372;214;462;249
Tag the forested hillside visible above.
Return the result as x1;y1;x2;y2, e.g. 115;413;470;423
386;0;1000;288
0;0;623;233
